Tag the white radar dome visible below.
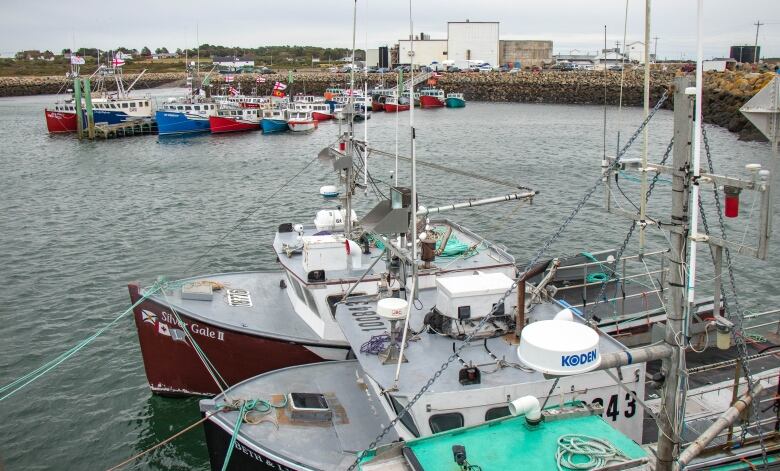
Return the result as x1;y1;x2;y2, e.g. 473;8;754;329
517;320;600;376
377;298;408;321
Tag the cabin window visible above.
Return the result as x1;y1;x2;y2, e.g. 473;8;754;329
129;102;135;107
485;406;511;421
429;413;464;434
177;106;183;111
145;101;149;106
194;105;200;111
185;106;191;111
389;395;420;437
303;287;320;318
121;103;128;108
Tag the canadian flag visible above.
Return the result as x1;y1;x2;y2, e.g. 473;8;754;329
225;75;234;83
158;322;171;337
229;86;240;96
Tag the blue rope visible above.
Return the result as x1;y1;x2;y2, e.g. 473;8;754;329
222;400;256;471
0;281;165;402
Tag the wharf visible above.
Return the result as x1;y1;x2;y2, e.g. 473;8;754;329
90;119;157;139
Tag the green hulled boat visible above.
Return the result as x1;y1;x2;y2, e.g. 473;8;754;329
445;92;466;108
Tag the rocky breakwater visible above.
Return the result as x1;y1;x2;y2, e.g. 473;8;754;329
0;72;185;97
700;71;776;141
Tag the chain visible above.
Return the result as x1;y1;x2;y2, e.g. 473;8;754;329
346;90;670;471
700;127;767;465
587;136;675;321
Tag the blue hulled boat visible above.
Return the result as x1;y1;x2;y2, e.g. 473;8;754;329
155;101;218;136
261;109;288;133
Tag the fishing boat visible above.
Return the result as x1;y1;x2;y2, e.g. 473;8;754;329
383;96;410;113
44;65;153;133
156;99;218;136
209;107;261;134
444;92;466;108
418;89;445;108
286;110;318;132
260;108;288;134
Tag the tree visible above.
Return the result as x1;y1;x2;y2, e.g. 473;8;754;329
155;47;169;54
175;48;183;55
141;46;151;56
61;48;71;55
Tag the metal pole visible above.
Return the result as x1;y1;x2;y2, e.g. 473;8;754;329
713;245;723;317
408;0;418;300
687;0;705;308
656;76;695;471
639;0;651;255
677;382;766;467
345;0;358;237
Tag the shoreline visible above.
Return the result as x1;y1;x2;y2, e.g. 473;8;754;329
5;70;774;141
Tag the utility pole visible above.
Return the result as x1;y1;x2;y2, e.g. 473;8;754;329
656;76;694;471
753;21;764;63
653;36;659;63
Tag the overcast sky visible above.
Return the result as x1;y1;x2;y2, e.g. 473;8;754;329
1;0;778;60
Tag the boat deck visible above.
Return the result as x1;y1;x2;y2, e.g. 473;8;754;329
335;289;630;397
145;270;332;345
273;218;516;288
201;360;398;470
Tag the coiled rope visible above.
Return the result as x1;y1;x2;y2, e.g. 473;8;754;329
555;434;629;471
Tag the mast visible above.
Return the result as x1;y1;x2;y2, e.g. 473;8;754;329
408;0;417;292
656;75;694;471
639;0;651;256
345;0;357;236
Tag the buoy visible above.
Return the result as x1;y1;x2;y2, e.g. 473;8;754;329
320;185;339;198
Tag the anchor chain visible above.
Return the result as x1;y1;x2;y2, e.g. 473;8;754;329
700;127;768;465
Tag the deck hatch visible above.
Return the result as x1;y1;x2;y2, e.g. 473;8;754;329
288;392;333;422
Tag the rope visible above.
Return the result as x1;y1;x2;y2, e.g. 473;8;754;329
0;280;165;402
106;410;219;471
218;396;288;471
555;434;629;471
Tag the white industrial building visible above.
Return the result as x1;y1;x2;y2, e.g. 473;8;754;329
365;48;379;67
398;39;448;67
447;21;499;67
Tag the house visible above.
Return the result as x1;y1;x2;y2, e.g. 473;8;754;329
152;52;178;60
212;56;255;68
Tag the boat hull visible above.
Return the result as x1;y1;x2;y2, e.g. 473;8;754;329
287;120;318;132
384;103;410;112
419;96;444;108
156;111;211;136
445;97;466;108
209;116;260;134
261;119;289;133
44;109;78;133
311;111;333;121
372;102;385;112
203;417;310;471
128;283;348;396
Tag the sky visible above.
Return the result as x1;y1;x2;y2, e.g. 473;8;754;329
1;0;779;60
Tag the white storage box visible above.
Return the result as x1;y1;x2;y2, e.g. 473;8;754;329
435;272;516;320
302;235;348;273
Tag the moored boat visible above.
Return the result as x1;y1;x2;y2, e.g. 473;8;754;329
209;107;261;134
260;108;289;133
419;88;445;108
287;110;318;132
156;100;218;136
383;96;410;113
445;92;466;108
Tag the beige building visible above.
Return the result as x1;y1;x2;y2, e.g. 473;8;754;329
499;40;553;68
398;39;448;66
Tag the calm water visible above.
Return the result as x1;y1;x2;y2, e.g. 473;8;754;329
0;89;777;470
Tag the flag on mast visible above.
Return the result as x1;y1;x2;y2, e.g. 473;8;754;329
272;81;287;97
225;75;234;83
112;52;125;68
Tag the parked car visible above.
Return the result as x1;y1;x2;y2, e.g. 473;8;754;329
256;66;275;74
551;62;575;71
478;65;494;73
508;67;521;74
376;67;391;73
498;65;510;73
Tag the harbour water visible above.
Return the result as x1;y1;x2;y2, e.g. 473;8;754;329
0;89;778;470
